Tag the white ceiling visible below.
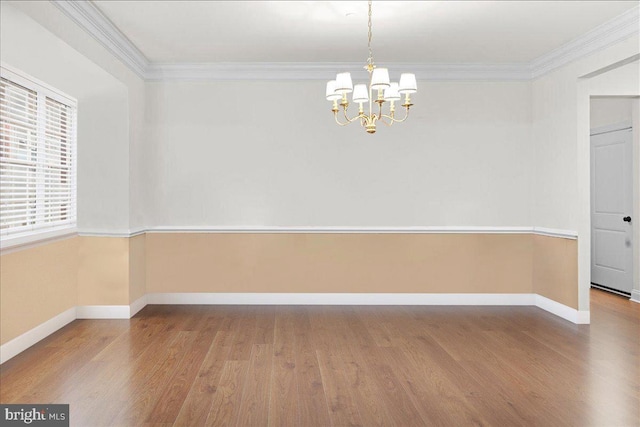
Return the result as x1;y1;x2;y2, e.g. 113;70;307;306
92;1;638;64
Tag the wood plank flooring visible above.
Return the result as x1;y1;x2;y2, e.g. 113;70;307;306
1;289;638;426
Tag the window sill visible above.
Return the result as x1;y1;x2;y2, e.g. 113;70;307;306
0;226;78;254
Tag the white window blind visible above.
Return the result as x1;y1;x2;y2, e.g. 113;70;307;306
0;67;77;245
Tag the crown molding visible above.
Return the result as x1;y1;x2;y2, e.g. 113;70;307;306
408;63;532;81
530;6;639;79
51;0;149;78
146;62;364;82
49;1;638;82
145;62;532;82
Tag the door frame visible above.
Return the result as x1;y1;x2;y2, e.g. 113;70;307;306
577;57;640;315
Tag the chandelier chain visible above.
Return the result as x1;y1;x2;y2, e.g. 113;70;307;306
367;0;373;66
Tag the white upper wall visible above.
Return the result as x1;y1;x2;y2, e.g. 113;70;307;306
2;1;637;234
1;2;131;233
3;1;148;233
532;37;639;232
145;80;532;227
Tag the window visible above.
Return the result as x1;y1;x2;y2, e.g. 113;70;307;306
0;66;77;247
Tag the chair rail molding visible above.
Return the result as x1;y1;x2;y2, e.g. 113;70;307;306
86;226;579;239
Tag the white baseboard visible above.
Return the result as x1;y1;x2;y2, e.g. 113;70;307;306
148;292;586;323
76;305;131;319
0;307;76;364
2;298;149;364
534;294;590;324
146;292;536;306
129;295;148;317
76;296;149;319
630;289;640;304
575;310;591;324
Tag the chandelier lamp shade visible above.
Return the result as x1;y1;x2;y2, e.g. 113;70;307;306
325;0;417;134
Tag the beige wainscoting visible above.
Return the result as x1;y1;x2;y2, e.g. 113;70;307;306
145;233;535;294
128;233;146;303
0;231;579;348
77;236;130;306
533;234;579;309
0;237;78;345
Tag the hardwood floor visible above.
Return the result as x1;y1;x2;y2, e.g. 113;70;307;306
1;289;638;426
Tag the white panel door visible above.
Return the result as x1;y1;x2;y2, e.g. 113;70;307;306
591;127;633;294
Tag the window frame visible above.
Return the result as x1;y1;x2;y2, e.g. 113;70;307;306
0;64;78;250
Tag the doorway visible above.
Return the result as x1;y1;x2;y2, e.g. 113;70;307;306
590;97;635;297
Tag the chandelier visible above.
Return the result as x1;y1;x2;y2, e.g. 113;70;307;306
325;0;417;134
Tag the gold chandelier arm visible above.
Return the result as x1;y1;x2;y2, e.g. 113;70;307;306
342;106;362;123
334;110;362;126
381;106;410;123
378;116;394;127
333;111;351;126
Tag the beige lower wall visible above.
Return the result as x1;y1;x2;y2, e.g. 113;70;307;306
1;235;133;345
0;232;579;347
77;236;130;306
0;237;78;345
128;234;146;304
533;234;579;309
145;233;534;294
